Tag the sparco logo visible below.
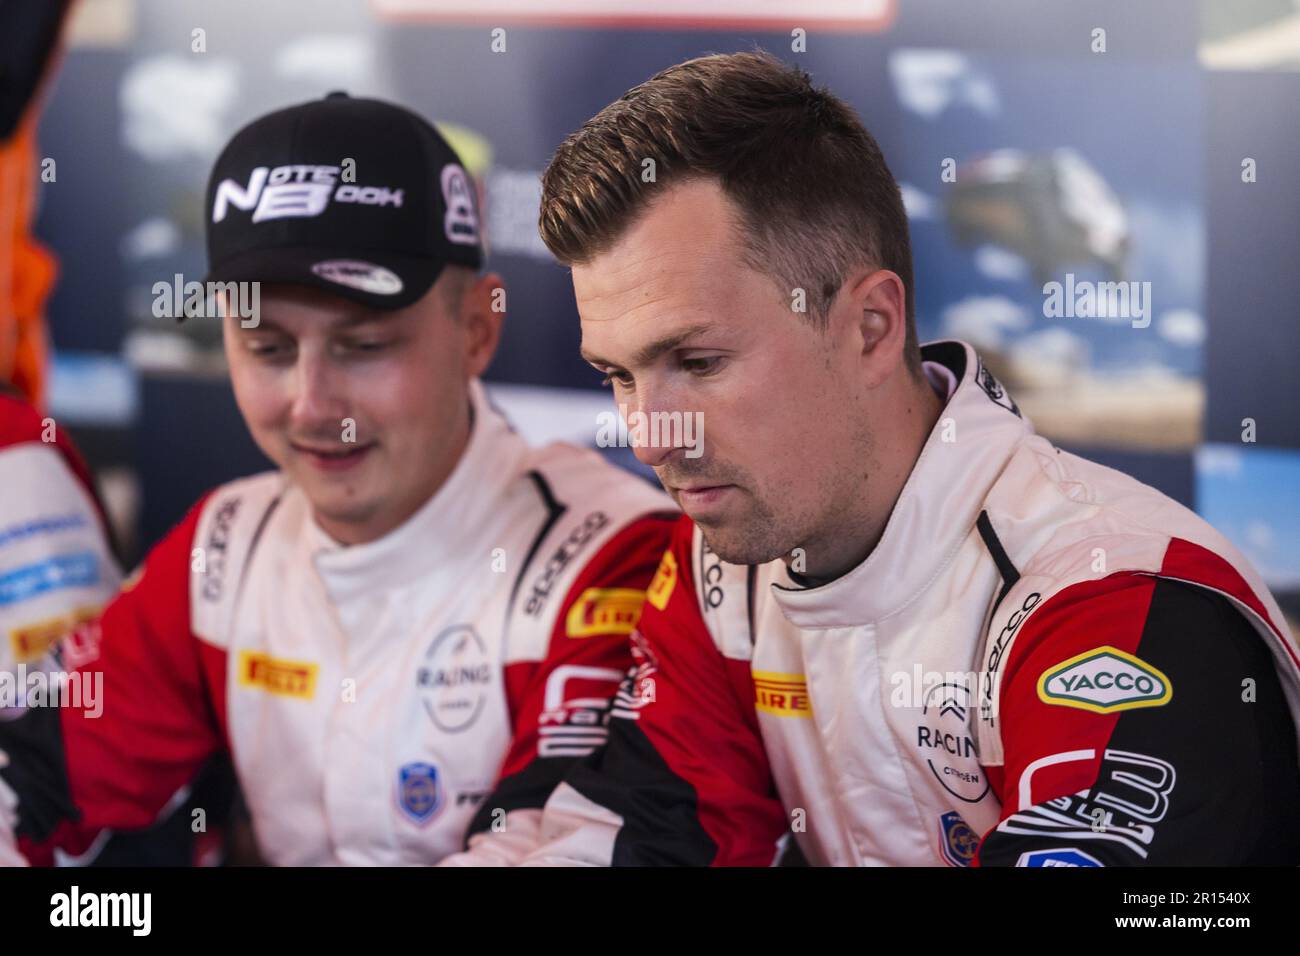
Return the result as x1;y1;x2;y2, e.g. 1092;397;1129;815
917;682;990;804
212;164;404;224
700;538;725;609
417;625;491;733
980;591;1041;724
523;511;609;616
201;497;240;602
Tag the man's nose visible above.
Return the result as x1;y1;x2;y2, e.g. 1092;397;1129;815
289;352;347;430
627;386;688;469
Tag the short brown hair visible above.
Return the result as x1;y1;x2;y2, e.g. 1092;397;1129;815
539;50;920;374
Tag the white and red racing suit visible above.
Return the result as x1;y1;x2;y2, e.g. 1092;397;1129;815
0;380;676;865
517;340;1300;866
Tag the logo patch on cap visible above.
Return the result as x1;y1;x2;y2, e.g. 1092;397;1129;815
441;164;479;246
310;259;404;296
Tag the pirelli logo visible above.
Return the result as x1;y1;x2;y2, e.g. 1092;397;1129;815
8;606;100;663
753;671;812;718
565;587;645;638
646;550;678;611
238;651;318;699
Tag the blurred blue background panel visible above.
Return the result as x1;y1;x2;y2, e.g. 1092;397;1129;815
136;373;271;547
37;47;133;355
1203;68;1300;450
1197;444;1300;634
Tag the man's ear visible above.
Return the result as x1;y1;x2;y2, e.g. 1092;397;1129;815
461;271;505;378
841;267;907;388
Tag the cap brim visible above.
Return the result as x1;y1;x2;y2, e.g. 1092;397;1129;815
198;245;447;319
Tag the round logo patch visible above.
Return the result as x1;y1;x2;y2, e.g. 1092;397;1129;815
918;682;991;804
310;259;404;296
417;625;492;733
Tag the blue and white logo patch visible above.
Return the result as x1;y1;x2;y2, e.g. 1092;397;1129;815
938;811;979;866
397;762;444;826
0;552;98;607
1017;847;1104;867
0;513;88;552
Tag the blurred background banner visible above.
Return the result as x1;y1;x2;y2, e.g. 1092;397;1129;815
372;0;895;29
12;0;1299;629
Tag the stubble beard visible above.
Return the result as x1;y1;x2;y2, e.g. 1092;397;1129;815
694;426;877;575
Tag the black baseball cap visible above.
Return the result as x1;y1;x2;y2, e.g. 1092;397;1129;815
203;92;483;311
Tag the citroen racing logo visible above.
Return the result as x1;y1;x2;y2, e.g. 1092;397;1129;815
918;682;991;804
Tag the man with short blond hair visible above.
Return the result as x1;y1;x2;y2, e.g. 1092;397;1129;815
519;51;1300;867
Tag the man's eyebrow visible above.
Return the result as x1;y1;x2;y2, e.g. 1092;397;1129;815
580;323;715;369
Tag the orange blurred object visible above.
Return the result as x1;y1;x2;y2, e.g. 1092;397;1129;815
0;109;57;410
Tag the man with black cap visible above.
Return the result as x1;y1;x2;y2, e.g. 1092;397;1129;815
0;93;676;865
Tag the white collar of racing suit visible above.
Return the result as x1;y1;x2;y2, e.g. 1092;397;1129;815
304;377;530;603
770;340;1033;628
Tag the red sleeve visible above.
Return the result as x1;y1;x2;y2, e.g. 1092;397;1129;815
977;572;1300;866
6;497;228;861
464;512;676;842
537;516;787;866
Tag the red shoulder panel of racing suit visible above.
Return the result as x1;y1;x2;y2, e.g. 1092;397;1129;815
553;514;787;866
629;517;784;865
497;510;679;782
976;543;1300;865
